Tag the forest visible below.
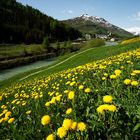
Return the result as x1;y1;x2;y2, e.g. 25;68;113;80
0;0;82;44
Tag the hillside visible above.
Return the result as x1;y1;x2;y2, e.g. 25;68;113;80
0;0;82;44
0;42;139;139
63;14;133;39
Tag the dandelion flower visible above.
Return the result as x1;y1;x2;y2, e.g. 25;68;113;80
0;96;2;101
62;119;73;130
57;127;67;138
102;77;106;80
84;88;91;93
8;118;15;124
41;115;51;125
103;95;113;103
97;105;104;114
5;111;11;118
110;75;117;79
104;73;108;77
77;122;86;131
133;70;140;74
114;69;121;76
66;108;72;114
71;122;77;130
124;79;131;85
131;81;138;86
64;90;69;94
108;105;117;112
46;134;54;140
79;85;84;90
26;110;31;115
68;91;75;100
45;102;50;107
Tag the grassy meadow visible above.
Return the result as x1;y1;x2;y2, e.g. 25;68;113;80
0;39;140;139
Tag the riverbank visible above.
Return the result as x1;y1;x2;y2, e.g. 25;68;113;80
0;58;56;82
0;42;82;70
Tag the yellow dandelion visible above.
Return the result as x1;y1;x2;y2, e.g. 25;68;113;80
108;105;117;112
46;134;54;140
77;122;86;131
131;73;136;76
62;119;73;130
114;69;121;76
131;81;138;86
79;85;84;90
0;96;2;101
84;88;91;93
103;95;113;103
97;104;109;114
102;77;106;80
64;90;69;94
5;111;11;118
124;79;131;85
70;81;76;86
104;73;108;77
26;110;31;115
66;108;72;114
97;105;104;114
45;102;51;107
68;91;75;100
57;127;67;138
133;70;140;74
41;115;51;125
70;122;77;130
120;66;125;69
110;75;117;79
8;118;15;124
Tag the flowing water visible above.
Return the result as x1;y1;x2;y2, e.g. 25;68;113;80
0;58;56;82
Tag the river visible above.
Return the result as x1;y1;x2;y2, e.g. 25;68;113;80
0;58;56;82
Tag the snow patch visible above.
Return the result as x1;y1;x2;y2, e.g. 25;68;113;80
79;14;112;27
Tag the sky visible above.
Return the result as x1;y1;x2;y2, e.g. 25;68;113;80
16;0;140;34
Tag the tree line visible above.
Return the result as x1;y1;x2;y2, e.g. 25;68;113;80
0;0;82;44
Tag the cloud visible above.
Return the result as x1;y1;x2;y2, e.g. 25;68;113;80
133;11;140;20
68;10;73;14
125;27;140;35
61;10;74;14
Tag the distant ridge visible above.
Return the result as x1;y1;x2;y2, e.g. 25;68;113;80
63;14;133;39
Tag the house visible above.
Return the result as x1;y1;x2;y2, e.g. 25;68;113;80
110;38;115;42
85;34;91;40
96;34;108;39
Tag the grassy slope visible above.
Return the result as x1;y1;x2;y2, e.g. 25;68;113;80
1;42;140;89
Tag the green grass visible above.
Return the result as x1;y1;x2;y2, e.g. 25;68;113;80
0;41;140;89
0;42;71;60
0;46;139;139
0;44;46;60
20;42;140;79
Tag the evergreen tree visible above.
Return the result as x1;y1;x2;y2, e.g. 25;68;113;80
42;36;50;50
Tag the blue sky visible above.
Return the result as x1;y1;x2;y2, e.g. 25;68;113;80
17;0;140;33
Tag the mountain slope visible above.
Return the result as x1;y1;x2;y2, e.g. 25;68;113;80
0;0;82;44
63;14;133;39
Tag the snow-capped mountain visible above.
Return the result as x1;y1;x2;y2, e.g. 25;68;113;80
62;14;133;39
80;14;112;27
